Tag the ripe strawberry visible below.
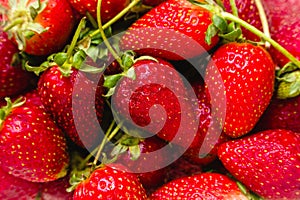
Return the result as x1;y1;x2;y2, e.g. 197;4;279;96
38;65;105;149
218;129;300;200
0;167;41;200
149;172;248;199
68;0;130;23
112;58;199;148
0;28;34;99
0;96;69;182
73;164;147;199
206;42;275;138
40;176;73;200
3;0;76;56
254;95;300;133
120;0;219;60
222;0;263;42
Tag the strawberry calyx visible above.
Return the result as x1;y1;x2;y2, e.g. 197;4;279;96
1;0;48;51
276;70;300;99
0;97;26;129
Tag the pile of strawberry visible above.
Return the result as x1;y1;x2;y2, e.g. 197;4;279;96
0;0;300;199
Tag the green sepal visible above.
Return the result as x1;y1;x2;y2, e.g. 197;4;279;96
276;62;298;77
212;14;228;33
124;67;136;80
277;71;300;99
128;145;141;161
79;63;105;74
0;97;26;128
72;50;86;70
103;87;116;98
54;52;68;67
218;27;242;42
25;60;51;76
121;51;136;71
103;74;123;88
205;23;219;45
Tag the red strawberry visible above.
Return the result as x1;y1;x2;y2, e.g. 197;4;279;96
149;172;248;199
112;58;199;148
206;42;275;138
40;176;73;200
0;167;41;200
120;0;219;60
38;65;105;149
142;0;166;7
218;129;300;200
73;164;147;199
68;0;130;23
0;28;34;99
3;0;76;56
255;95;300;133
115;136;170;189
222;0;263;42
0;96;69;182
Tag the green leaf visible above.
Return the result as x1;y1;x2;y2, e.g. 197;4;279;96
212;14;228;33
205;24;219;45
103;74;123;88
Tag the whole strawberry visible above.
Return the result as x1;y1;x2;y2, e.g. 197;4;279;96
255;94;300;134
150;172;248;199
3;0;76;56
218;129;300;200
38;65;105;149
206;42;275;138
69;0;130;23
120;0;219;60
0;167;40;200
0;96;69;182
0;28;34;99
73;164;147;199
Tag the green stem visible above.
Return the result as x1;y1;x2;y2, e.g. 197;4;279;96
90;0;141;38
254;0;271;48
3;18;24;32
229;0;239;29
221;11;300;68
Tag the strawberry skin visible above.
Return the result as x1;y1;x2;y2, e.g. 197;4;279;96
150;172;248;199
73;164;147;200
0;167;40;200
38;65;105;148
255;95;300;133
0;97;69;182
206;42;275;138
69;0;130;23
120;0;219;60
0;28;34;99
40;176;73;200
222;0;263;42
218;129;300;200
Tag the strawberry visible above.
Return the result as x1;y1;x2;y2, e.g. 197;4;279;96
0;96;69;182
149;172;248;199
255;95;300;133
222;0;263;42
120;0;219;60
0;28;34;99
68;0;130;23
112;58;199;148
40;176;74;200
73;164;147;199
2;0;76;56
218;129;300;200
206;42;275;138
142;0;166;7
0;167;41;200
38;65;105;149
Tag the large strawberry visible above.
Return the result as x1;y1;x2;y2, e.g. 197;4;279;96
0;95;69;182
149;172;248;199
120;0;219;60
68;0;130;23
0;28;34;99
222;0;263;42
0;167;41;200
2;0;76;56
254;94;300;133
205;42;275;138
218;129;300;200
38;65;105;149
73;164;147;199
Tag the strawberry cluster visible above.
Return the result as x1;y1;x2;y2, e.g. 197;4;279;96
0;0;299;199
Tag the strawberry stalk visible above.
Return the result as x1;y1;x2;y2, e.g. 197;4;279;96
254;0;271;48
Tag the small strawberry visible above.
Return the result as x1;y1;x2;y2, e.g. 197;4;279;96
218;129;300;200
0;96;69;182
149;172;248;199
0;167;41;200
254;94;300;133
38;65;105;149
68;0;130;23
206;42;275;138
0;28;34;99
222;0;263;41
73;164;147;199
120;0;219;60
2;0;77;56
